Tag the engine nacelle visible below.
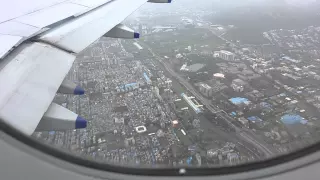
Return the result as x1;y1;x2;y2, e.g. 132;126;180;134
104;24;139;39
58;79;85;95
148;0;172;3
36;103;87;131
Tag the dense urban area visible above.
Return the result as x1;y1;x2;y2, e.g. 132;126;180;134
34;0;320;167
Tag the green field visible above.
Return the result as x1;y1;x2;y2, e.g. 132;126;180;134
142;28;224;55
222;28;270;45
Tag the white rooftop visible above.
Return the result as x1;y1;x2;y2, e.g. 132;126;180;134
220;50;234;55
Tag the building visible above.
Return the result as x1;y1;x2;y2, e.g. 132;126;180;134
229;97;251;106
227;153;239;164
181;93;202;114
135;126;147;134
182;17;194;27
152;86;162;100
133;42;143;50
180;64;189;71
282;56;300;63
172;120;179;128
163;88;173;100
114;117;124;124
231;79;247;92
175;129;192;146
218;50;235;61
176;53;183;59
143;72;152;84
213;73;225;79
110;58;118;65
199;83;213;97
238;117;249;128
124;137;135;147
139;24;143;34
165;80;172;88
122;82;139;92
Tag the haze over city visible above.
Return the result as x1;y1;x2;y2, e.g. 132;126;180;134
32;0;320;167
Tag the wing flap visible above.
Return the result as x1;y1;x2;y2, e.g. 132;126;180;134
0;42;75;135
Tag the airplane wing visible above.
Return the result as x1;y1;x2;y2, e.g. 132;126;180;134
0;0;171;135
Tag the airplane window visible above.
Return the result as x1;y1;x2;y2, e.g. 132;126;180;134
4;0;320;173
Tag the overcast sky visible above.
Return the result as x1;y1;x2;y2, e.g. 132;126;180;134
128;0;318;20
140;0;317;10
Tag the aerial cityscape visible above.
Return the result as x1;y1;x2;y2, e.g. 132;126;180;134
33;0;320;167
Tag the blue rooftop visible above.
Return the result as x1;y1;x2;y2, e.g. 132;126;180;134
247;116;263;122
230;112;237;116
278;93;286;97
260;102;272;108
187;156;193;164
125;83;137;87
229;97;250;105
281;114;306;125
188;145;196;151
143;72;151;83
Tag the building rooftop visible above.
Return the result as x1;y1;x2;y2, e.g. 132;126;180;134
213;73;225;78
281;114;307;125
220;50;234;55
229;97;251;105
200;83;212;89
247;116;263;122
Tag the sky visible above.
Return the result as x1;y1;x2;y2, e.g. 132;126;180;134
128;0;319;20
140;0;318;9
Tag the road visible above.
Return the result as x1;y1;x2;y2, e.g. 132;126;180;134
143;44;275;158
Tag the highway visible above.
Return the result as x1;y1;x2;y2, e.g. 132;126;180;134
143;45;275;158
